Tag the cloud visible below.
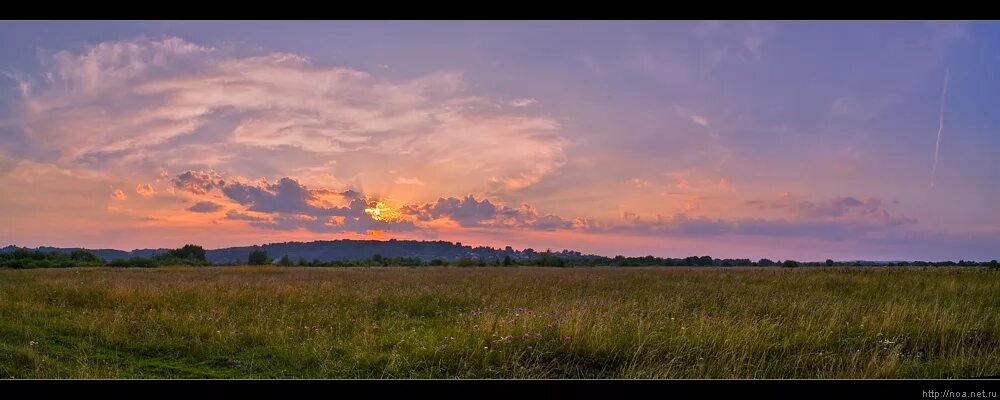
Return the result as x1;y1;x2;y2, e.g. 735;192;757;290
10;37;566;194
401;195;572;230
690;114;710;127
199;173;416;233
224;209;269;222
110;189;127;201
135;183;156;197
745;195;917;226
394;176;424;185
627;178;651;188
611;213;734;236
172;170;223;195
186;201;223;213
509;98;538;107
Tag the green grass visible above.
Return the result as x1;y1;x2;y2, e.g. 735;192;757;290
1;266;998;378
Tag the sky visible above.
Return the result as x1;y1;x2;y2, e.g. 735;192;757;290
0;21;997;261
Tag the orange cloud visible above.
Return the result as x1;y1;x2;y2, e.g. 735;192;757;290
136;183;156;197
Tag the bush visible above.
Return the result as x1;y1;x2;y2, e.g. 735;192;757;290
782;260;800;268
456;257;477;267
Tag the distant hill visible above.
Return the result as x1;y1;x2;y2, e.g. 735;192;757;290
204;240;570;264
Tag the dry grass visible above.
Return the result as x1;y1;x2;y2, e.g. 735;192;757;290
1;266;998;378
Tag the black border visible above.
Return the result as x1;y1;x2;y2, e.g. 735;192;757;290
2;379;999;399
3;15;998;400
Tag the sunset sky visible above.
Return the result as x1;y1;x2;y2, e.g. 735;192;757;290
1;21;997;260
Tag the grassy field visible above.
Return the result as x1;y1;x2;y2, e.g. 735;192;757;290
1;266;998;378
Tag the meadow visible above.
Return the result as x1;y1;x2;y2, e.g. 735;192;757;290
1;266;998;378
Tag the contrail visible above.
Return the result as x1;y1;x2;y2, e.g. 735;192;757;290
930;67;949;189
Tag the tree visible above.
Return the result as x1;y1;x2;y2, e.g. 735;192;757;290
782;259;800;268
297;257;307;266
69;249;102;263
991;260;999;271
278;255;293;266
502;255;513;267
758;258;775;267
166;244;206;261
248;250;269;265
825;259;835;267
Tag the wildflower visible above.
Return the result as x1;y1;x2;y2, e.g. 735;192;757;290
28;341;37;346
564;336;571;341
527;345;533;349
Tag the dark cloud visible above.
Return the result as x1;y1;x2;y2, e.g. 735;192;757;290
403;195;515;227
205;172;920;241
401;195;572;230
311;188;363;200
219;177;374;218
214;175;415;233
172;170;223;195
186;201;223;213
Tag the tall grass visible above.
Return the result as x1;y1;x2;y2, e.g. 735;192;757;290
0;266;997;378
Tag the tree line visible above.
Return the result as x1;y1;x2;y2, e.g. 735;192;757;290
0;244;210;269
2;245;998;270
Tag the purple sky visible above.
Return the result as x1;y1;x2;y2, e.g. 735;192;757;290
0;21;997;261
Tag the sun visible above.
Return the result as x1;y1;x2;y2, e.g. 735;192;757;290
364;201;402;222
